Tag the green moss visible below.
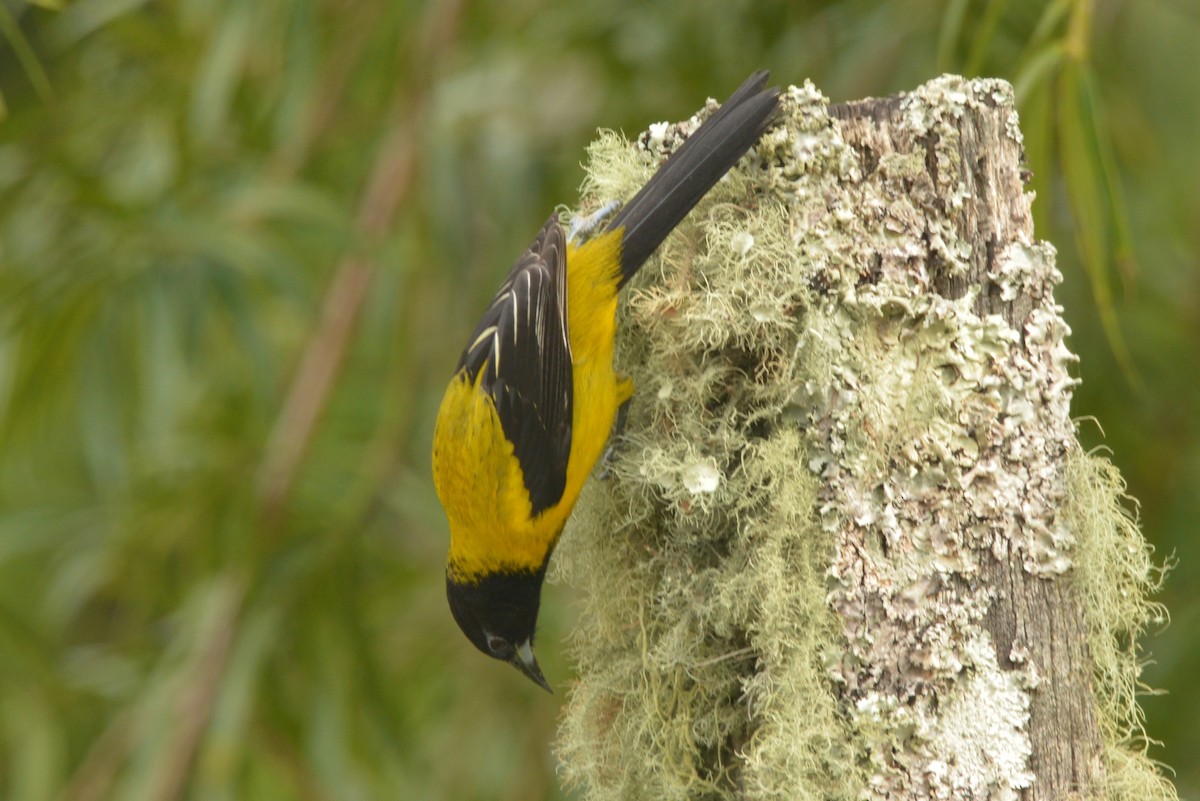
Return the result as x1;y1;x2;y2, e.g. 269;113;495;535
554;83;861;801
1065;450;1176;801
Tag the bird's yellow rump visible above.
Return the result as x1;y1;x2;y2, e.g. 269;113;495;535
432;71;780;690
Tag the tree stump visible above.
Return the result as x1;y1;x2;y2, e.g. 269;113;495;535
555;76;1173;801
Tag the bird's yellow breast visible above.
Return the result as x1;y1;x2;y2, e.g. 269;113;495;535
432;228;631;583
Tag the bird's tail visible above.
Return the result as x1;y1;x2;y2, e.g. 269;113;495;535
608;70;780;288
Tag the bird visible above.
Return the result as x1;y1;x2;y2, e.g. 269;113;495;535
431;71;780;691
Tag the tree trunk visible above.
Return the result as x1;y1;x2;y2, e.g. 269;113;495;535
555;76;1174;801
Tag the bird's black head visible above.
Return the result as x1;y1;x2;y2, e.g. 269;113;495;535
446;564;551;692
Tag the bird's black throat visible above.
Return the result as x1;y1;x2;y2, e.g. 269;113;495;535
446;563;548;659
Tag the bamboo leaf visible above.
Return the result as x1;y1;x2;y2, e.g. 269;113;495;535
193;602;282;799
109;576;243;801
190;3;256;147
965;0;1012;76
47;0;150;49
1028;0;1071;49
1074;63;1137;272
2;690;65;801
0;2;54;100
1057;61;1143;389
1013;43;1063;104
936;0;969;73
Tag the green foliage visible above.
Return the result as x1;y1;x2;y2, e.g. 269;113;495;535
0;0;1196;799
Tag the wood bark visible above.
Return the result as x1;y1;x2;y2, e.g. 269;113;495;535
830;88;1104;800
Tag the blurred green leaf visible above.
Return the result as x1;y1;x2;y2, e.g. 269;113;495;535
965;0;1011;76
2;690;65;801
1012;42;1062;102
46;0;150;48
0;2;53;102
1057;59;1142;389
190;3;254;147
936;0;969;73
1028;0;1071;50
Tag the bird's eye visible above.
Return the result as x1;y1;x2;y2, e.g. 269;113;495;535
485;633;511;657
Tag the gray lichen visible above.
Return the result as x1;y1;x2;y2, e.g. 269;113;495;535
552;76;1174;801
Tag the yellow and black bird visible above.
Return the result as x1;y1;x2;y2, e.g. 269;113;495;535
432;71;779;690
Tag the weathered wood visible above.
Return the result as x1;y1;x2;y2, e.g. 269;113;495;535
831;86;1105;800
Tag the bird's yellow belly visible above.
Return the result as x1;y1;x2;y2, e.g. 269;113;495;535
434;230;630;582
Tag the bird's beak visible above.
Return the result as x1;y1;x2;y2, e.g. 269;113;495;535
512;639;552;693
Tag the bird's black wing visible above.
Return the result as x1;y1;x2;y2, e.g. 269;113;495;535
456;216;573;517
607;70;779;287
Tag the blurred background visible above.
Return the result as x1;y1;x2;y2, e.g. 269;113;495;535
0;0;1195;799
